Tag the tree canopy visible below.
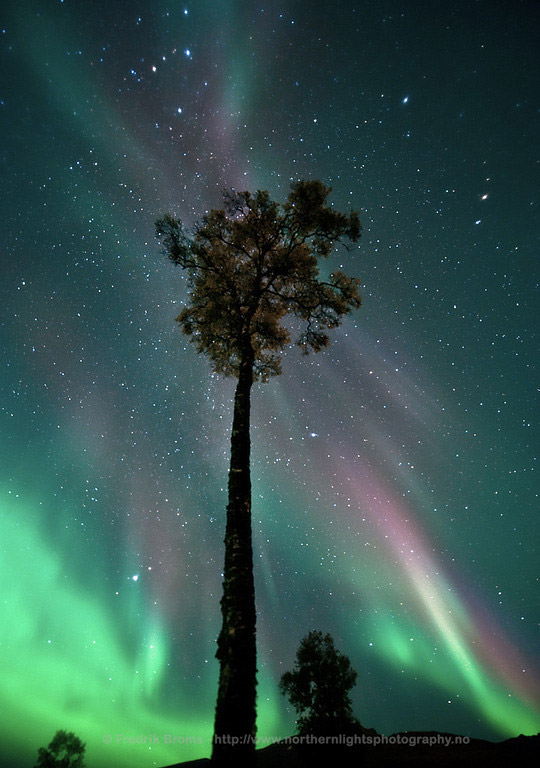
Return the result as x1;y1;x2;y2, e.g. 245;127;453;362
155;180;361;381
34;730;86;768
279;630;360;736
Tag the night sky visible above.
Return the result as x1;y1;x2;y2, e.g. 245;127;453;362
1;1;539;766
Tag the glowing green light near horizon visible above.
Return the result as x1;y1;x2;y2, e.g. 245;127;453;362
0;495;211;767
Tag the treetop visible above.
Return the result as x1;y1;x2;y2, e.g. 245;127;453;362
156;180;362;381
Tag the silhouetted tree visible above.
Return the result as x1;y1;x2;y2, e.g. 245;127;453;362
156;180;362;765
279;630;359;736
34;730;86;768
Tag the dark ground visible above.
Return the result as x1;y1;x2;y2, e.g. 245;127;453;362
162;731;539;768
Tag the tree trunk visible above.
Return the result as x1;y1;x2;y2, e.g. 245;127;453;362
212;348;257;766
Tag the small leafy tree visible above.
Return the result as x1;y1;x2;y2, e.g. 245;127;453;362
280;630;359;736
34;730;86;768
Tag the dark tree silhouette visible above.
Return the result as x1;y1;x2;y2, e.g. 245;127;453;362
34;730;86;768
279;630;360;736
156;180;362;765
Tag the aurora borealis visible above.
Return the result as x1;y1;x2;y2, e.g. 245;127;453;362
1;0;539;766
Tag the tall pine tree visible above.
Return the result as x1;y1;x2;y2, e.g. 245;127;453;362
156;180;362;765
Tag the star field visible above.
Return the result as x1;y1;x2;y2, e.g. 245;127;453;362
0;1;538;766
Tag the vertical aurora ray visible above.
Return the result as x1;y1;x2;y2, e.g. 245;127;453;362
338;464;539;735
